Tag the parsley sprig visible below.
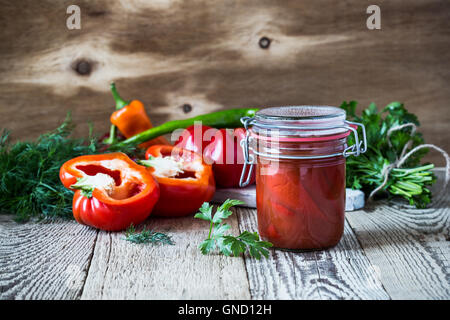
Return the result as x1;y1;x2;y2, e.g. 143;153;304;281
195;200;273;259
124;224;174;245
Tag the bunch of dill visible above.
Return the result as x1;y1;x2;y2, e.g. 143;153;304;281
0;114;99;222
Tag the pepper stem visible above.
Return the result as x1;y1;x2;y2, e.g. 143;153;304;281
71;174;115;199
104;125;118;145
137;158;155;167
110;82;130;110
71;177;95;198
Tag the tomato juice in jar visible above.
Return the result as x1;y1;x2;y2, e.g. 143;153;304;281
240;106;366;250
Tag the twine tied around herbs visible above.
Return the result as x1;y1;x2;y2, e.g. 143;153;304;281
367;123;450;201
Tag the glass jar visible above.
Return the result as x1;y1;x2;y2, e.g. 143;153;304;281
240;106;366;250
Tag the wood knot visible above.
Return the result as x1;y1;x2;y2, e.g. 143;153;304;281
181;104;192;113
87;10;107;17
72;59;93;76
259;37;271;49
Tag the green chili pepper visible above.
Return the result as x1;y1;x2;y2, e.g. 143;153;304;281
111;108;259;149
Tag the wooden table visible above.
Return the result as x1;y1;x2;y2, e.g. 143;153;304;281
1;169;448;300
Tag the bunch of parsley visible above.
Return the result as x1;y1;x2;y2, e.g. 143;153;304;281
0;114;99;222
341;101;436;208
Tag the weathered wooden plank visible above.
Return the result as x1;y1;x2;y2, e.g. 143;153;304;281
0;215;98;300
345;171;450;299
80;211;251;299
236;208;390;299
0;0;449;165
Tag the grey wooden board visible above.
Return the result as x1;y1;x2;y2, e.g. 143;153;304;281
0;215;98;299
345;172;450;299
0;169;448;300
80;213;250;300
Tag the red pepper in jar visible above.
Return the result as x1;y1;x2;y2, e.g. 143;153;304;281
242;106;365;250
140;145;215;217
59;153;160;231
257;156;346;249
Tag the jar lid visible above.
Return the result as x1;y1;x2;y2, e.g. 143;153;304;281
251;106;349;139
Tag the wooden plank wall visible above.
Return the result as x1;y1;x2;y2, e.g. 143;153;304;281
0;0;449;165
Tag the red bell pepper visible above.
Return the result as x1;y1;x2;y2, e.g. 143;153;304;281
205;128;256;188
59;152;160;231
174;124;214;155
175;126;255;188
140;145;215;217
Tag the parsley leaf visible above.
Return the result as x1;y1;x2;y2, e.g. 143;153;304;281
212;199;243;224
193;202;213;222
195;200;273;259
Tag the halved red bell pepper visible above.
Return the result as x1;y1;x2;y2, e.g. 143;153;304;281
175;126;255;188
140;145;215;217
59;152;160;231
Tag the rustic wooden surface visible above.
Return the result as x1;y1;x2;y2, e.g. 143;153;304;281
80;214;250;300
0;169;448;300
0;215;98;299
0;0;449;165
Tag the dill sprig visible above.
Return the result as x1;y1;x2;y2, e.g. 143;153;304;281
124;224;174;245
0;113;99;222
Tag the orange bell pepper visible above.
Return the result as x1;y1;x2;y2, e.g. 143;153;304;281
59;152;160;231
109;83;170;148
139;145;215;217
